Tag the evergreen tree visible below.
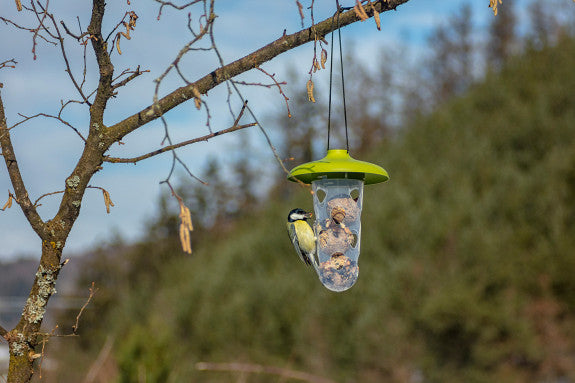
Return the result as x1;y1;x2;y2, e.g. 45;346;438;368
344;48;396;153
425;3;475;106
487;0;518;70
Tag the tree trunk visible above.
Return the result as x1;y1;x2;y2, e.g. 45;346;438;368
6;241;64;382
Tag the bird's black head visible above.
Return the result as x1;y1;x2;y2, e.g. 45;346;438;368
288;208;312;222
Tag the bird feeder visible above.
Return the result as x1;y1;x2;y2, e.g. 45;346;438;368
288;149;389;292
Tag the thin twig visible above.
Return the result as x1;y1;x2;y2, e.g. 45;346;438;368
83;336;115;383
154;0;203;20
256;67;292;117
0;59;17;70
196;362;337;383
0;93;47;237
231;80;285;88
33;190;64;207
112;66;150;90
44;7;91;105
104;122;256;164
33;186;110;208
59;20;88;40
72;282;97;334
38;325;58;378
11;112;86;142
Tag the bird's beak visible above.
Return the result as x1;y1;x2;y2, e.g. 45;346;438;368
305;212;313;219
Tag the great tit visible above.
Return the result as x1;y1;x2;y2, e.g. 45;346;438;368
287;208;316;266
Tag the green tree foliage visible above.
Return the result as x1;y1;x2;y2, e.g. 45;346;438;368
425;3;475;106
50;33;575;383
487;0;518;70
344;48;398;153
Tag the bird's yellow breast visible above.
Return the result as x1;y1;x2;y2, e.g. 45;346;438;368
292;220;315;253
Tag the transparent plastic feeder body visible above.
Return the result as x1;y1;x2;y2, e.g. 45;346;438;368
312;178;363;292
288;149;388;292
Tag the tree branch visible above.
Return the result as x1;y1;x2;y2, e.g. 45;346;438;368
195;362;337;383
105;0;410;143
0;93;46;238
12;112;86;142
104;122;256;163
112;66;149;90
88;0;115;125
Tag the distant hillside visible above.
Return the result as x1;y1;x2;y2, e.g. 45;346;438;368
0;259;36;328
0;256;86;329
50;35;575;383
0;259;37;296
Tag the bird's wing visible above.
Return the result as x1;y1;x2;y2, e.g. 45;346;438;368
287;222;312;266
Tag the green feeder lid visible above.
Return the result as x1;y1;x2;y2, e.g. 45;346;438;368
288;149;389;185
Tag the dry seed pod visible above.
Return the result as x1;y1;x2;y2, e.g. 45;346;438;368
354;0;369;21
306;79;316;103
116;37;122;55
102;189;115;214
191;87;202;110
489;0;502;16
320;49;328;69
313;58;320;71
2;194;13;211
373;9;381;30
178;201;193;254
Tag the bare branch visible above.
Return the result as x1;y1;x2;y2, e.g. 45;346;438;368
195;362;337;383
12;112;87;142
296;0;305;27
33;186;113;209
105;0;410;143
60;19;88;41
104;122;256;164
0;59;17;70
42;7;92;105
83;336;115;383
72;282;97;334
231;80;286;88
0;59;18;88
154;0;203;20
88;0;115;125
0;12;57;59
33;190;64;208
0;93;46;237
111;66;150;90
256;67;292;117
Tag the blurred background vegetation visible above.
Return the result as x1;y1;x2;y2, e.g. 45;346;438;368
21;0;575;382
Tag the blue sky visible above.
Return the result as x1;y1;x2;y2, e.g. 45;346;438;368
0;0;534;259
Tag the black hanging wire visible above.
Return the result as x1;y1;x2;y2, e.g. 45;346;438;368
326;3;350;152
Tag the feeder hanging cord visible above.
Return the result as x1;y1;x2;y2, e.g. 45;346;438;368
327;3;350;152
